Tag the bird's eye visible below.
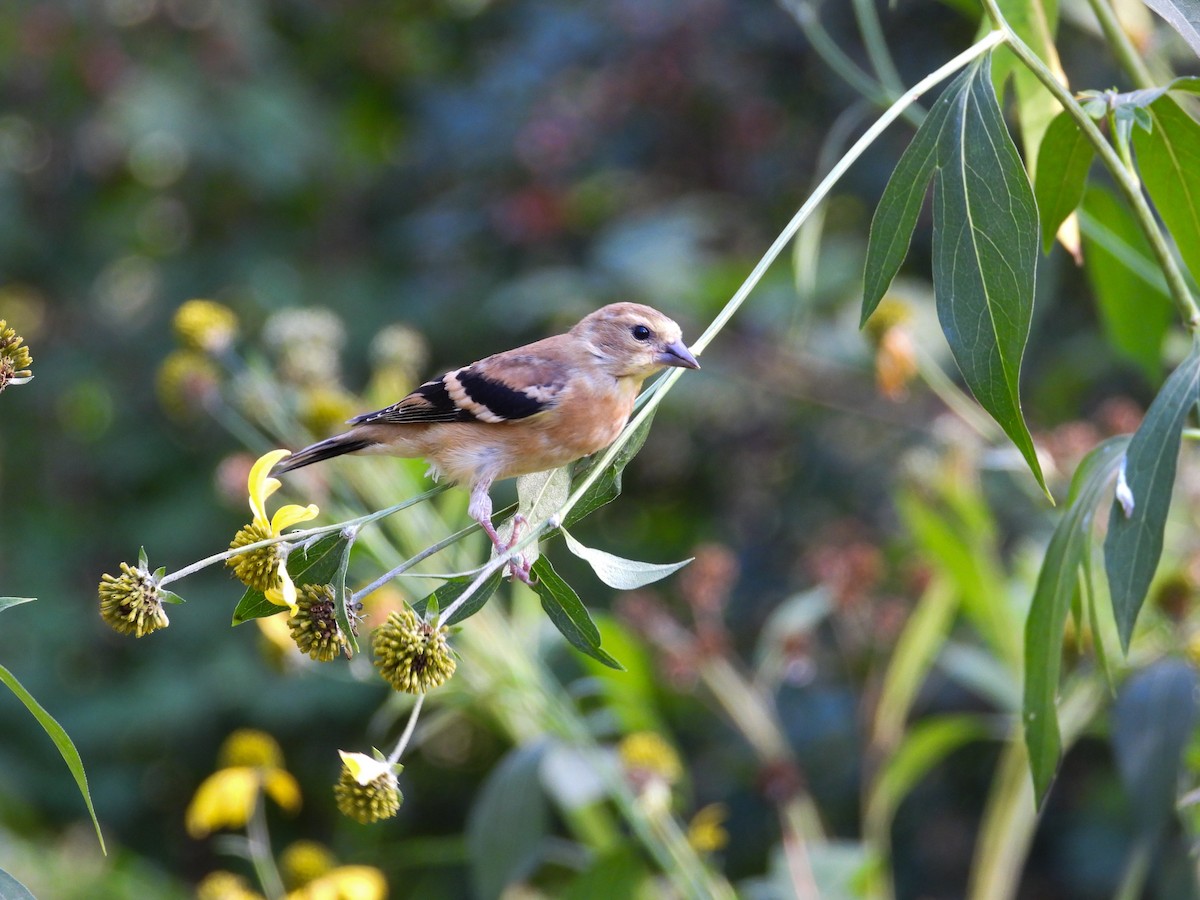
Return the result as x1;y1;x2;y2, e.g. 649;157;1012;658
631;324;652;341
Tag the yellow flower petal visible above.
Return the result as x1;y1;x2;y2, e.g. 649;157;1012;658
264;769;302;814
337;751;394;786
186;768;260;837
265;560;300;616
286;866;387;900
248;450;292;526
271;503;320;535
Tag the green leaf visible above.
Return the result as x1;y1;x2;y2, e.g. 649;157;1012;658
1142;0;1200;59
1034;111;1094;253
1024;435;1129;803
564;845;655;900
466;743;549;900
0;598;34;614
931;54;1046;496
0;663;105;853
530;557;623;670
861;71;956;324
231;531;348;624
865;714;989;841
411;571;503;626
566;411;657;527
1134;97;1200;287
0;869;36;900
989;0;1064;174
560;527;692;590
330;533;358;656
1112;660;1199;840
1080;186;1173;380
1105;340;1200;649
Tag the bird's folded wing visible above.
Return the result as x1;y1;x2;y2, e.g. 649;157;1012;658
349;350;572;426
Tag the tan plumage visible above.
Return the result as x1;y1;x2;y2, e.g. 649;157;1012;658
276;303;699;578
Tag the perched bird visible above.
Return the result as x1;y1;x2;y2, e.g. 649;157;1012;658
275;303;700;580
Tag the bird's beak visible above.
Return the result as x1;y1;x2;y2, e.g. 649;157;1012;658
658;340;700;370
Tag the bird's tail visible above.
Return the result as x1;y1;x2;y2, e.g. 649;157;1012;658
275;431;374;474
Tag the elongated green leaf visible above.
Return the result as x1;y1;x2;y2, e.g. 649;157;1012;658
1135;97;1200;286
865;714;989;841
932;55;1046;495
411;571;503;626
1024;436;1129;803
530;557;622;670
330;534;358;656
566;411;657;527
561;528;691;590
232;531;348;624
1034;111;1094;253
1080;187;1173;380
0;869;36;900
990;0;1063;174
1105;340;1200;649
0;664;104;852
861;72;957;324
0;597;34;614
1143;0;1200;59
1112;660;1198;840
466;743;549;900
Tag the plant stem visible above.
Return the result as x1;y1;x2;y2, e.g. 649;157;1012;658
1085;0;1156;89
351;522;479;604
387;694;425;765
246;798;286;900
979;0;1200;332
158;483;450;587
851;0;905;98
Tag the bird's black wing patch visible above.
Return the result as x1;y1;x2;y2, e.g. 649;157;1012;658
455;367;548;421
348;379;473;426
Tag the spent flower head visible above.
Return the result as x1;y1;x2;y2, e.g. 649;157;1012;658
173;298;238;353
372;607;456;693
227;449;318;615
334;751;402;824
98;557;173;638
289;583;349;662
0;318;33;392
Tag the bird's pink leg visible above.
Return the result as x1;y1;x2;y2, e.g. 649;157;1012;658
468;480;533;584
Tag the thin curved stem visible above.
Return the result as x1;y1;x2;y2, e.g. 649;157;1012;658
387;694;426;765
1085;0;1156;89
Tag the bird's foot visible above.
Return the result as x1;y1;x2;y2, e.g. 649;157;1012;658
482;514;536;584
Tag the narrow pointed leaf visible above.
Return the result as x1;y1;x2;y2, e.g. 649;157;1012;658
0;869;36;900
0;597;34;614
1104;340;1200;649
1024;436;1129;803
861;74;957;324
232;531;348;624
1134;97;1200;287
531;557;623;670
0;664;105;852
1142;0;1200;59
330;533;359;656
932;54;1046;495
411;571;503;626
561;528;692;590
1080;186;1173;379
1034;111;1094;253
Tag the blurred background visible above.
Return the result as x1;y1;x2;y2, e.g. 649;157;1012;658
2;1;1198;898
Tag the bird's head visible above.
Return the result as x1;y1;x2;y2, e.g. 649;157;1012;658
573;302;700;380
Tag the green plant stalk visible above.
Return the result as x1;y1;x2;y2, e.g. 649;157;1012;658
1084;0;1156;89
441;28;1009;628
980;0;1200;332
967;678;1106;900
851;0;906;98
246;797;286;900
387;694;425;765
157;483;451;588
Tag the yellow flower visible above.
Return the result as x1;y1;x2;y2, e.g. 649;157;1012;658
286;866;388;900
186;729;301;838
174;298;238;353
618;732;682;785
0;318;32;392
197;871;265;900
686;803;729;854
227;449;319;615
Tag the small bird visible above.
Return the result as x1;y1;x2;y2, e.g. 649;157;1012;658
275;303;700;580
